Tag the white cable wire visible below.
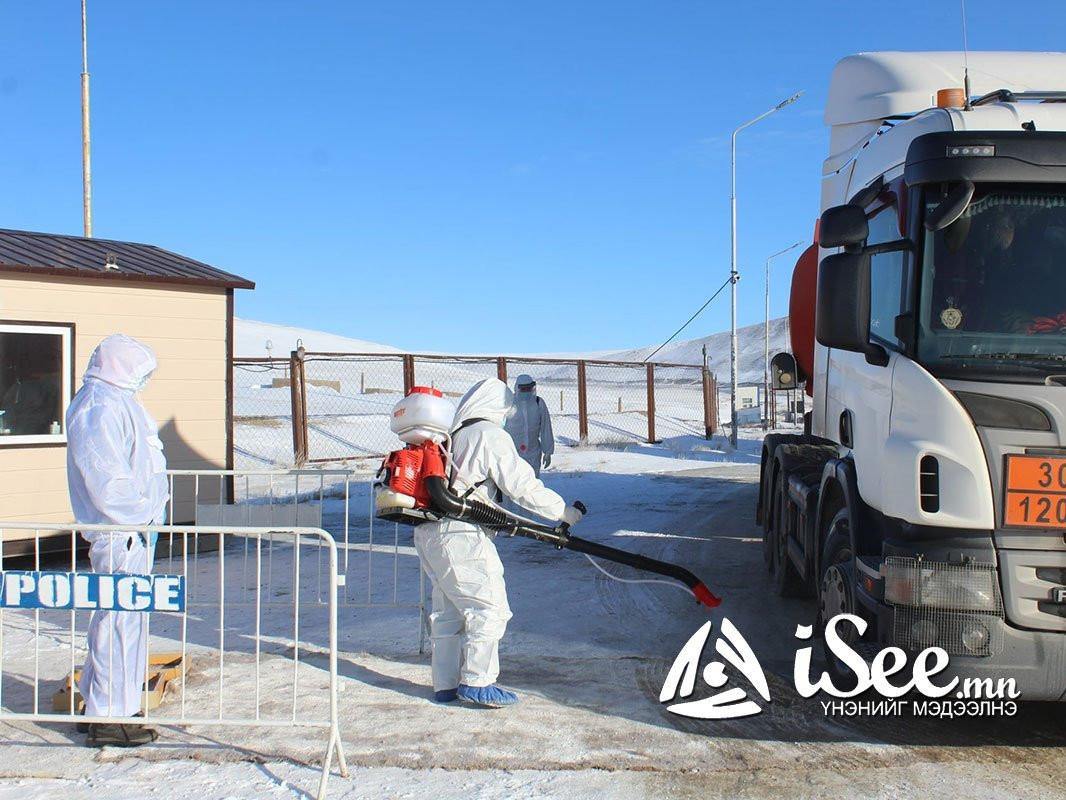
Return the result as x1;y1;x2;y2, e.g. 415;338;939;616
583;553;692;595
444;438;692;596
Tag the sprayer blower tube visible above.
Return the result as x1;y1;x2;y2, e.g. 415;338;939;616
423;476;720;608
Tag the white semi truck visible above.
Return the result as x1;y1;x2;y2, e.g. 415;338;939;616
757;51;1066;697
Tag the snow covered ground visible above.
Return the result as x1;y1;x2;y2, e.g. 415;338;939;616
3;428;1065;800
0;433;766;797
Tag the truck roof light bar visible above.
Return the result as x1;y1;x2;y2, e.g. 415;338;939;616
971;89;1066;107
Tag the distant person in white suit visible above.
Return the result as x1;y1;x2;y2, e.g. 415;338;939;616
66;334;169;748
504;374;554;476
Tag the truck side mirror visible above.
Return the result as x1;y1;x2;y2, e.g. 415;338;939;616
816;252;889;366
819;204;868;248
771;352;799;389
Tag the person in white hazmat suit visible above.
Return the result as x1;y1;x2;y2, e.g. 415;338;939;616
66;334;169;747
413;378;582;708
503;374;554;476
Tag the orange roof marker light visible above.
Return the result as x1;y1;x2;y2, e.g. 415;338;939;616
936;87;966;108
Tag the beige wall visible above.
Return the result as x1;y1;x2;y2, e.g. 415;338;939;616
0;273;230;524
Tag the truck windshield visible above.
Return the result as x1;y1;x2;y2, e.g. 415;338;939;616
917;187;1066;382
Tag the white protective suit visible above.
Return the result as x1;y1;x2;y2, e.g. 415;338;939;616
66;334;170;717
503;375;554;477
413;378;568;692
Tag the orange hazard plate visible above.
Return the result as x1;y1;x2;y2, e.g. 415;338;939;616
1004;454;1066;528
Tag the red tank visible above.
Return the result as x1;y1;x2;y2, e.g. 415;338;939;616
789;242;819;398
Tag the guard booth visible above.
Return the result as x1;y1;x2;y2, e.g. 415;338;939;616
0;228;254;551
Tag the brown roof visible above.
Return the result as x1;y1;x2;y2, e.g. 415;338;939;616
0;229;255;290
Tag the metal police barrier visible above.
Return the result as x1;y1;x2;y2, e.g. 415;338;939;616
167;469;428;650
0;522;348;800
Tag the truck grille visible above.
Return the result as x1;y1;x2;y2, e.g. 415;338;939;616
999;549;1066;632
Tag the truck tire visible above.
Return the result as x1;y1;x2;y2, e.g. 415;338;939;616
759;434;786;571
763;461;778;572
771;468;809;597
817;506;875;692
771;443;834;597
762;436;833;575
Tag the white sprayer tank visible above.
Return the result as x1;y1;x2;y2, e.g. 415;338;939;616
390;386;455;444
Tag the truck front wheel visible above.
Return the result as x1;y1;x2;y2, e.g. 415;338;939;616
817;507;871;690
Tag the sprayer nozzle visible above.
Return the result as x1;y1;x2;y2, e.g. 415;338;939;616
693;583;721;609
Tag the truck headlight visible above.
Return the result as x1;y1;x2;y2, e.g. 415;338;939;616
883;558;999;612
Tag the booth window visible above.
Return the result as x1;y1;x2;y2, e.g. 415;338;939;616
0;322;73;445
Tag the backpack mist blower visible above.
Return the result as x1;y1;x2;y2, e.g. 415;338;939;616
374;387;721;610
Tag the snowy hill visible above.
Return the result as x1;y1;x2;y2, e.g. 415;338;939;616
600;317;793;385
234;318;401;357
234;317;793;384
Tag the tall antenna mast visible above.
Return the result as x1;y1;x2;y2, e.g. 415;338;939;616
81;0;93;237
961;0;973;111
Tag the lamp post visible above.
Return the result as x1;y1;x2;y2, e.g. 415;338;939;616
729;91;803;447
764;241;804;430
81;0;92;237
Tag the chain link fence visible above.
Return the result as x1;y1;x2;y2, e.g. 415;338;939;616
301;355;405;463
583;362;648;446
234;353;717;467
233;358;298;468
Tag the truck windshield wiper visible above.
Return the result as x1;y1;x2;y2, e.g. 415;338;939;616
947;352;1066;362
939;353;1066;371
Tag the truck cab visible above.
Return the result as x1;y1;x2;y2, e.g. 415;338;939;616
758;51;1066;698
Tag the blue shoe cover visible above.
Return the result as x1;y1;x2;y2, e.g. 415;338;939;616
434;688;458;703
457;684;519;707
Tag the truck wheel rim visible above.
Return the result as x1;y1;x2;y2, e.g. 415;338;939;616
820;563;852;623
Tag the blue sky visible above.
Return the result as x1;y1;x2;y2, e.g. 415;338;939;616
2;1;1065;354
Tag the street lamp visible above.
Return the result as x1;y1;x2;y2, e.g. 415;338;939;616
729;90;803;447
763;241;804;430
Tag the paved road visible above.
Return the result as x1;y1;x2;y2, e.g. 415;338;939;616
1;463;1064;800
318;462;1066;798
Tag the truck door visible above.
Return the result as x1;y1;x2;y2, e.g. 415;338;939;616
825;200;912;510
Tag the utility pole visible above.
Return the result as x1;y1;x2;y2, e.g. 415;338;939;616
729;91;802;446
763;241;804;430
81;0;93;237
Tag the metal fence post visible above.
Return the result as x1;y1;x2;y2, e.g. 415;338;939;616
496;356;507;384
703;369;712;439
646;363;657;444
290;351;308;466
577;360;588;443
703;369;718;438
298;353;309;465
403;355;415;395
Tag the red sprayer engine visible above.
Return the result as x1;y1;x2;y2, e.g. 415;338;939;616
375;386;454;524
